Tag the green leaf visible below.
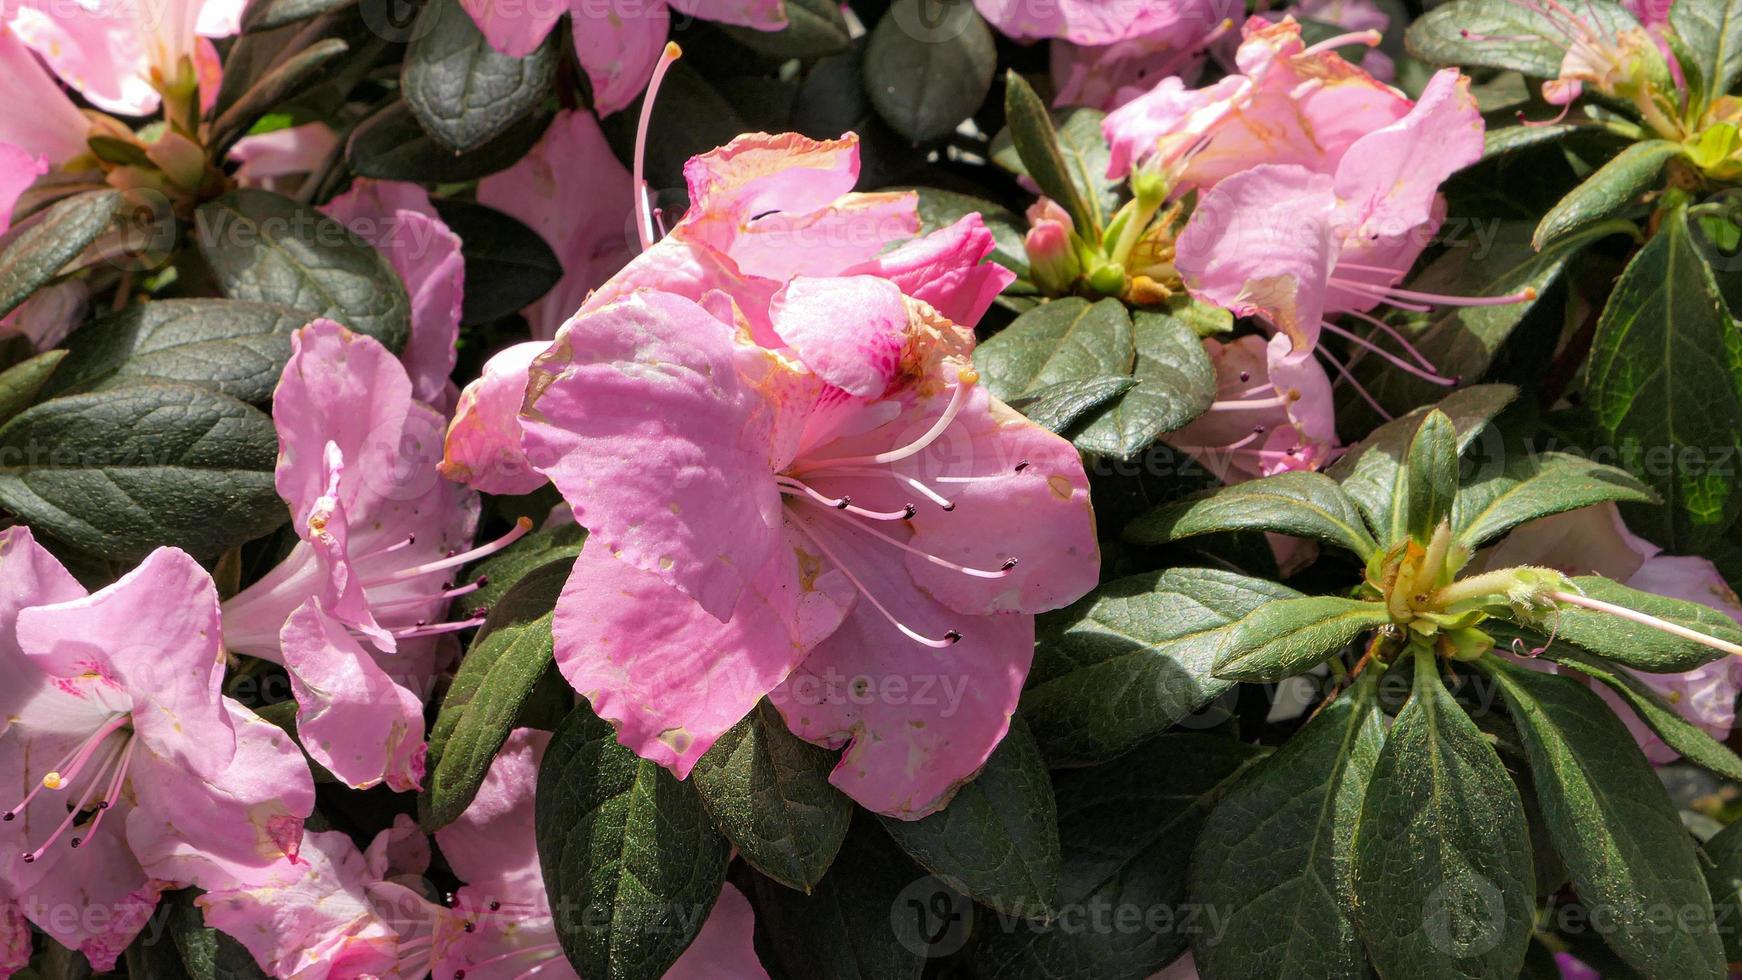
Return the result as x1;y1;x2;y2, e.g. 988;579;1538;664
194;189;411;352
1406;0;1638;76
1330;385;1518;542
1670;0;1742;101
1701;817;1742;963
878;717;1058;918
1482;122;1585;161
209;37;351;153
1352;650;1534;979
348;100;551;182
1547;649;1742;782
1002;71;1096;237
1213;596;1391;682
403;0;556;152
48;299;305;403
420;560;567;830
720;0;851;57
455;522;587;617
749;811;927;980
0;190;121;319
165;889;269;980
910;186;1028;276
0;384;283;561
1537;575;1742;672
0;350;66;426
1403;409;1459;544
1009;376;1137;433
1126;471;1379;558
1452;451;1657;549
536;703;731;980
1026;569;1299;766
1478;658;1727;979
862;0;995;143
690;701;851;893
972;734;1265;979
430;198;562;326
1068;306;1215;459
240;0;355;33
992;105;1119;233
1192;680;1384;980
1588;203;1742;550
1535;141;1686;249
975;298;1134;401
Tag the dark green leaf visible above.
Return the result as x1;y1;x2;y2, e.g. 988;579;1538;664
1452;451;1656;549
1482;122;1585;161
972;734;1265;979
862;0;995;143
1192;680;1384;980
1548;648;1742;781
1587;203;1742;550
1214;596;1391;682
0;350;66;426
1069;306;1215;459
1002;71;1095;237
0;384;283;561
690;701;851;894
1352;651;1534;979
241;0;356;33
1701;817;1742;963
1009;376;1137;433
1534;575;1742;672
209;38;351;153
1126;471;1379;558
975;298;1134;400
403;0;556;152
430;198;563;325
421;560;568;830
721;0;851;58
348;100;552;182
1535;141;1685;249
879;717;1058;918
1670;0;1742;100
536;703;731;980
1479;658;1726;978
455;522;586;617
1406;0;1638;76
49;299;305;403
194;189;411;352
1027;568;1299;766
1403;409;1459;544
165;889;269;980
991;105;1118;233
0;190;121;319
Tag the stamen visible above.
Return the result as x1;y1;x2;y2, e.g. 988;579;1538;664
21;713;130;810
777;477;916;520
1519;102;1576;127
633;43;683;251
370;578;487;610
70;737;135;851
1340;307;1441;373
1550;591;1742;657
455;941;565;975
25;737;127;862
789;519;962;648
1170;425;1266;455
800;379;974;471
783;468;958;511
354;533;416;562
388;613;489;639
1301;29;1383;56
1336;276;1538;309
795;496;1016;579
1208;394;1290;411
1316;348;1394;420
1320;320;1459;387
368;518;532;587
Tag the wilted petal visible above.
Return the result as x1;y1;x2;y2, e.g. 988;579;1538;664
227;123;341;190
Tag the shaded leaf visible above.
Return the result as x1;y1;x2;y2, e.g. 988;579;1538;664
348;100;552;182
1126;471;1379;558
430;198;563;325
49;299;305;403
1535;141;1685;249
403;0;557;152
1548;648;1742;782
862;0;996;143
0;350;66;426
0;190;120;319
1212;596;1391;682
1001;71;1095;237
1451;451;1656;549
1537;575;1742;672
1069;306;1214;459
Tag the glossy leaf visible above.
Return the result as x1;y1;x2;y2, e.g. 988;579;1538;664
1126;471;1379;558
348;100;552;182
975;297;1134;400
1534;141;1685;249
403;0;557;152
430;198;563;325
1069;306;1215;459
1403;409;1459;544
1002;71;1095;237
0;350;66;426
863;0;996;143
1452;451;1656;549
1213;596;1392;682
0;190;121;319
1010;376;1137;433
48;299;304;403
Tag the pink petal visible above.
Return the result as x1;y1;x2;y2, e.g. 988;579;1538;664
435;728;547;901
0;900;28;977
1175;164;1338;355
280;600;428;792
1102;74;1247;180
0;526;85;733
1264;332;1337;452
11;832;163;972
0;144;46;237
679;132;864;250
570;0;670;116
0;278;91;350
974;0;1212;45
323;180;465;405
770;276;910;397
7;2;159;115
1476;503;1657;581
552;526;854;777
16;548;235;781
771;510;1033;818
227;123;341;190
520;291;806;621
665;882;768;980
726;192;922;281
0;27;90;162
843;213;1017;328
441;340;550;494
477;110;637;339
364;813;431;880
458;0;564;57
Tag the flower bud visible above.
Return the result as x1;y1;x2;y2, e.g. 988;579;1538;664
1024;200;1081;294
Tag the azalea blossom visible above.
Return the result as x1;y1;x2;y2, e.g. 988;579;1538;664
201;815;454;978
222;320;513;792
1034;0;1241;110
1481;503;1742;763
434;728;770;980
0;536;314;969
0;25;94;233
227;122;342;193
4;0;241;116
1164;333;1337;484
519;284;1098;817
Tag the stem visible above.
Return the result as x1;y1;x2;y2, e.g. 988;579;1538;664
1108;187;1164;269
1550;590;1742;657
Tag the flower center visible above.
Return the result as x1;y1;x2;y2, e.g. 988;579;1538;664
4;712;138;863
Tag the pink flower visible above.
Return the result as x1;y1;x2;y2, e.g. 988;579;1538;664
1483;503;1742;763
477;110;636;342
0;540;314;970
201;815;454;979
434;728;769;980
1164;333;1336;483
520;286;1097;817
456;0;783;115
222;320;517;792
1043;0;1241;111
0;25;93;233
0;899;25;978
5;0;243;115
323;179;465;406
1103;17;1408;189
228;122;342;193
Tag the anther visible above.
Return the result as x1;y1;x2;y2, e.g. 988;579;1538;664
835;496;851;510
944;630;963;643
901;504;916;519
1014;459;1030;472
1001;558;1019;570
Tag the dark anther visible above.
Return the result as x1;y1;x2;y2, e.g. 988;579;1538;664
944;630;963;643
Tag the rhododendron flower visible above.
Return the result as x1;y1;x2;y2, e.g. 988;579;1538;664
227;122;341;192
477;110;635;342
434;728;769;979
0;26;94;232
1164;333;1336;483
5;0;240;116
1031;0;1240;110
222;320;515;792
1481;503;1742;763
323;179;465;405
1104;18;1409;191
520;286;1098;817
0;542;314;969
1260;0;1394;81
201;815;454;978
457;0;784;115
